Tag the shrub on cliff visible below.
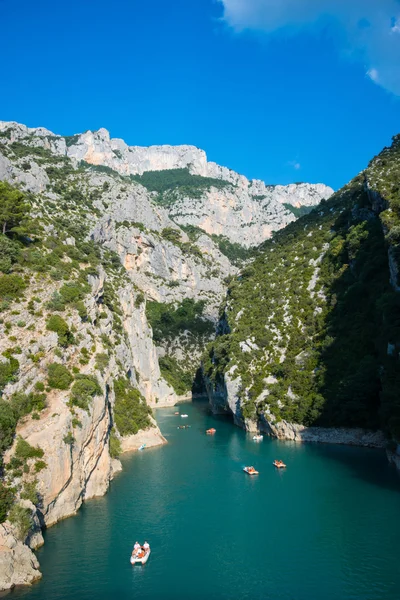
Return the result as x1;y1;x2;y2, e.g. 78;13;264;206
8;504;33;540
15;437;44;461
0;482;14;523
69;374;101;411
47;363;73;390
0;235;20;274
0;274;26;300
113;378;152;436
109;428;122;458
0;357;19;393
46;315;74;346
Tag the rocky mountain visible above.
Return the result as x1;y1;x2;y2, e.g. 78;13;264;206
204;135;400;457
0;120;334;590
0;122;333;247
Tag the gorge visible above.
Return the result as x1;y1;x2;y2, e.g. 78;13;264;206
0;121;399;592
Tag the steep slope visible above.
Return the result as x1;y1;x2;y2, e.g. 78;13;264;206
0;120;333;590
0;121;333;247
204;136;400;450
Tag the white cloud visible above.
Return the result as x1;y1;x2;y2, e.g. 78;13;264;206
288;160;301;170
219;0;400;96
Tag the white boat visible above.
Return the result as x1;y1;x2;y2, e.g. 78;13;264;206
253;435;263;441
180;414;188;418
130;546;151;565
138;444;146;451
243;466;259;475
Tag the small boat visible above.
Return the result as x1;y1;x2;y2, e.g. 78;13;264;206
252;435;263;441
138;444;146;451
243;466;259;475
273;460;287;469
180;414;188;418
206;428;216;435
130;545;151;565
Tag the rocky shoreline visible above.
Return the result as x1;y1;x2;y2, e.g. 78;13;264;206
0;423;167;593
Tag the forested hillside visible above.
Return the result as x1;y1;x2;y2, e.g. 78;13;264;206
204;136;400;442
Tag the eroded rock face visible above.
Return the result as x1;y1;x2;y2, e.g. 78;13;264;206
0;522;42;591
0;120;333;249
0;120;334;590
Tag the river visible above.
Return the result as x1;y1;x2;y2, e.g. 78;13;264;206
10;400;400;600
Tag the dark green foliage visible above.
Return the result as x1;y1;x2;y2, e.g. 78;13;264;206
206;160;400;438
0;357;19;393
146;298;213;343
47;363;73;390
0;236;20;273
20;480;39;504
59;282;88;304
109;428;121;458
15;437;44;460
0;181;29;235
131;168;231;203
69;375;101;411
0;274;26;299
46;315;74;346
210;234;252;265
159;356;193;395
95;353;109;373
0;390;46;459
8;504;32;540
63;432;75;445
113;378;152;436
135;292;145;308
64;135;80;147
283;203;315;218
0;482;14;523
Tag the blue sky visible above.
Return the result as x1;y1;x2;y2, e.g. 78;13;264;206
0;0;399;189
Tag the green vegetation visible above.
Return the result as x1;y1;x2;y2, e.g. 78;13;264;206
283;203;315;218
159;355;193;395
210;234;251;265
131;168;231;205
47;363;73;390
205;154;400;439
15;437;44;461
8;504;32;540
113;377;152;436
0;357;19;393
69;374;101;411
0;482;14;523
46;315;75;346
109;428;122;458
0;274;26;299
146;298;213;343
0;181;29;235
95;353;109;373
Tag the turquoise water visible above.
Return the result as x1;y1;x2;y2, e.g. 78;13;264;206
11;400;400;600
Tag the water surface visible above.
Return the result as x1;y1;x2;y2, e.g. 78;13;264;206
12;400;400;600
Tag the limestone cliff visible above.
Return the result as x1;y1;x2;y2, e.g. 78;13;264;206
0;120;333;591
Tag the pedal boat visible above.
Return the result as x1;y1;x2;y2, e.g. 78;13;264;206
180;414;188;418
130;546;151;565
252;434;263;441
243;466;259;475
206;428;216;434
138;444;146;451
273;460;287;469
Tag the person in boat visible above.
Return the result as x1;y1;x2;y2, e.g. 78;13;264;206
133;541;141;555
143;541;150;553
